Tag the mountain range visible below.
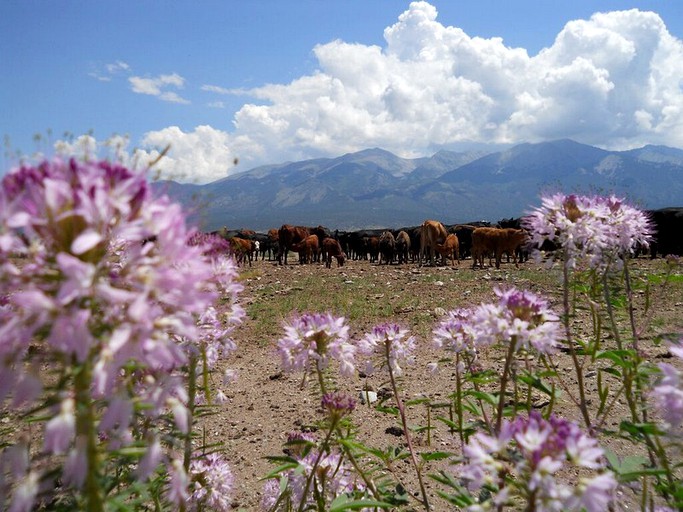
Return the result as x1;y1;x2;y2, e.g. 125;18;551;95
152;139;683;232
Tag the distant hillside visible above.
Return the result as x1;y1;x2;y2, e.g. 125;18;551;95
151;140;683;232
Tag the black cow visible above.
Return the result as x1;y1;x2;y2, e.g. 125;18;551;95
648;207;683;258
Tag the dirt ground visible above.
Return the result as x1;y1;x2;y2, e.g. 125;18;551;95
207;255;682;511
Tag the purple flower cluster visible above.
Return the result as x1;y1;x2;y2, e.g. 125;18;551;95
261;436;367;511
434;287;561;356
188;452;235;512
432;308;477;355
276;312;355;377
357;322;417;377
459;412;616;511
0;158;242;506
321;391;357;420
524;193;653;270
651;340;683;432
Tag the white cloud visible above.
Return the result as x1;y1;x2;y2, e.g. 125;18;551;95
136;126;239;183
140;1;683;182
89;60;131;82
201;84;233;95
106;60;130;74
129;73;189;103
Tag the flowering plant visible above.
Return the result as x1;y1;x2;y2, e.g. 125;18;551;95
0;158;242;511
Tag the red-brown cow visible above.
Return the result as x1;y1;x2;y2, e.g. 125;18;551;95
435;233;460;266
321;237;346;268
471;227;527;269
291;234;319;264
277;224;310;265
228;237;254;267
420;219;448;266
395;230;411;264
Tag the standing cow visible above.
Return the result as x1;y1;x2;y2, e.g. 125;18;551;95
420;219;448;266
472;227;527;269
435;233;460;266
277;224;310;265
395;230;411;264
378;231;396;265
290;234;319;264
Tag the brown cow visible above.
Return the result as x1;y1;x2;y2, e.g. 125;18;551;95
228;237;253;267
435;233;460;266
277;224;310;265
321;237;346;268
291;234;319;264
378;231;396;265
472;227;527;269
365;236;380;263
395;230;411;264
420;219;448;266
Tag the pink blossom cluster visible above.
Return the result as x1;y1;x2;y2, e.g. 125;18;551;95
524;193;653;270
261;434;367;511
434;287;561;356
276;312;355;377
357;322;417;377
459;411;617;511
187;452;235;512
0;158;241;508
277;314;419;380
651;340;683;432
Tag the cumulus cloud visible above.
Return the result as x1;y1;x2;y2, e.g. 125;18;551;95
141;1;683;182
136;126;239;183
129;73;190;103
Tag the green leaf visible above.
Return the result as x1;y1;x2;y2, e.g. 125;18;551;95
329;497;393;511
517;371;555;396
605;449;649;479
406;397;431;406
375;405;399;416
420;450;453;461
464;390;498;406
596;349;637;368
260;462;299;480
619;420;664;439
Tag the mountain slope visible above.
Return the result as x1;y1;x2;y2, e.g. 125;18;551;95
153;140;683;231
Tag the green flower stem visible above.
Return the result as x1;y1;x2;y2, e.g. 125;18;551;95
562;260;592;429
184;354;197;474
74;361;103;512
495;336;516;433
385;343;430;510
464;355;492;433
334;425;382;502
454;354;465;451
297;422;336;512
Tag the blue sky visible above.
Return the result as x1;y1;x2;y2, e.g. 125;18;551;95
2;1;683;183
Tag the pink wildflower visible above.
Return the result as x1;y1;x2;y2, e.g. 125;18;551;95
651;340;683;431
457;412;616;510
448;287;561;355
432;308;478;355
357;323;416;377
44;398;75;455
524;193;653;270
188;452;234;512
276;313;355;377
261;439;367;510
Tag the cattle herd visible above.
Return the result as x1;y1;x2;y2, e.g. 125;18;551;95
210;207;683;268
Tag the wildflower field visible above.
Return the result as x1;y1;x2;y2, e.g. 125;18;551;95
1;158;682;511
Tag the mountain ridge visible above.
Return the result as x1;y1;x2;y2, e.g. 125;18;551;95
152;140;683;232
